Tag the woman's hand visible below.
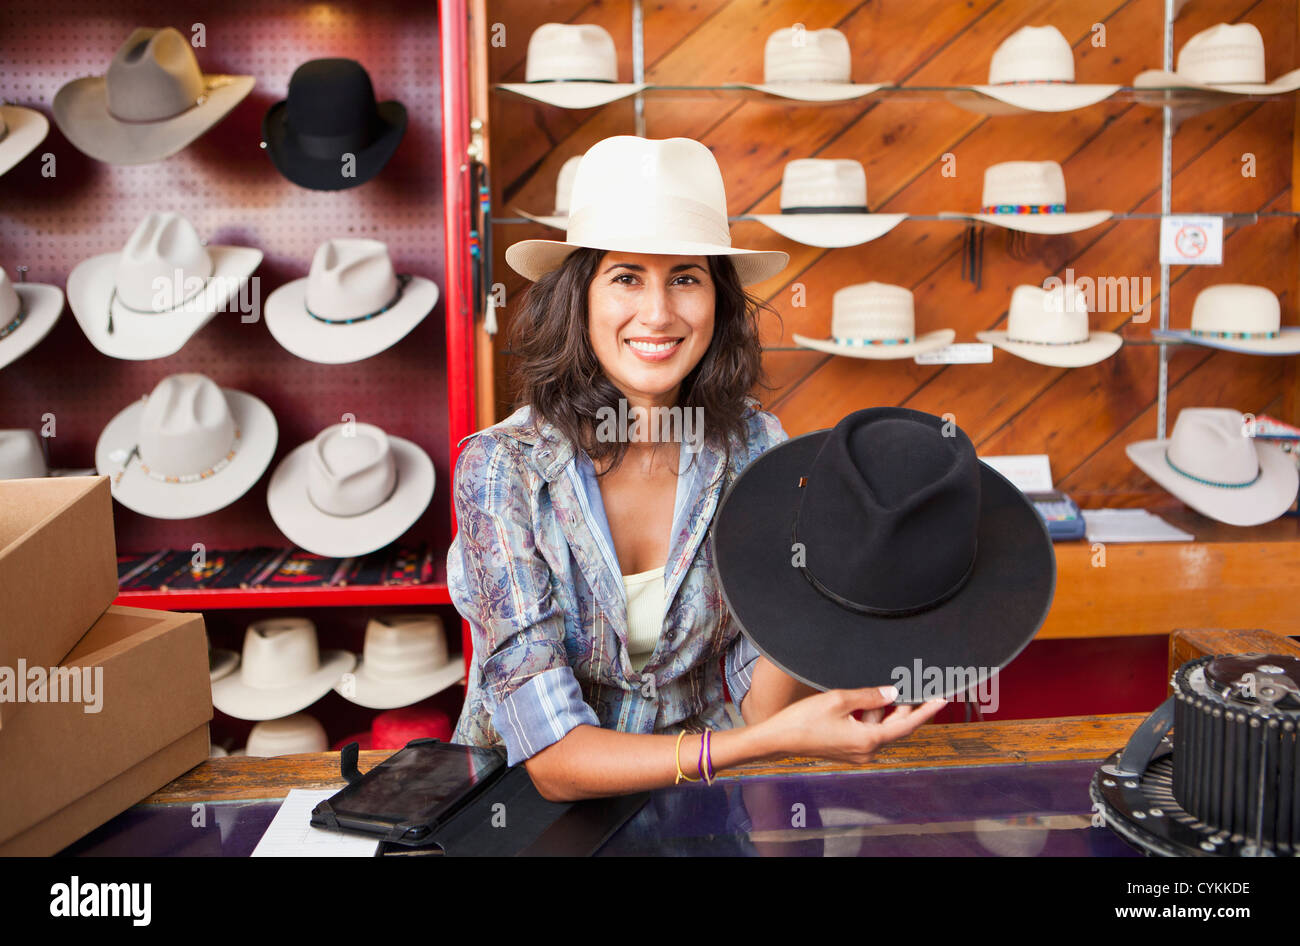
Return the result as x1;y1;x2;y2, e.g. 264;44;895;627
756;685;946;765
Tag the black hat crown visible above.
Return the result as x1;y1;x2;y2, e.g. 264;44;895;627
285;58;383;157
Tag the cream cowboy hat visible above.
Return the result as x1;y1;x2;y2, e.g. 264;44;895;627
978;283;1122;367
948;25;1120;114
505;136;789;286
1134;23;1300;95
212;618;355;721
267;421;435;558
335;615;463;710
0;266;63;371
941;161;1112;234
0;105;49;177
749;159;907;248
738;27;889;101
1126;408;1299;527
67;212;262;360
264;239;439;364
498;24;645;109
244;713;328;757
94;372;278;519
517;155;582;230
792;282;955;360
0;430;47;480
53;27;255;165
1153;284;1300;355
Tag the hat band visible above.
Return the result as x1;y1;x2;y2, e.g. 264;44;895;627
106;89;208;125
566;194;731;248
527;77;615;85
137;427;243;485
108;275;211;336
306;274;412;325
293;124;380;160
981;203;1066;214
780;205;869;215
992;79;1071;87
834;335;914;346
1006;334;1090;346
1191;328;1280;340
0;302;26;340
1164;450;1261;489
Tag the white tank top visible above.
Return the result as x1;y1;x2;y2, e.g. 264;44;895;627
622;565;666;672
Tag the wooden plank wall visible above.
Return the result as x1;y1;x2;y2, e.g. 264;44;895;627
482;0;1298;506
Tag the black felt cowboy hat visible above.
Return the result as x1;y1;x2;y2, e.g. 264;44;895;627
263;59;406;191
713;407;1056;698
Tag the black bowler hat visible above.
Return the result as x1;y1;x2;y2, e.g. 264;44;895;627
713;407;1055;697
262;59;406;191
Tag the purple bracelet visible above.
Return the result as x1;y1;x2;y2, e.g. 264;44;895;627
705;730;715;784
697;730;706;783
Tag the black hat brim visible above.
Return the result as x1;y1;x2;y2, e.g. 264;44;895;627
712;429;1057;698
262;99;406;191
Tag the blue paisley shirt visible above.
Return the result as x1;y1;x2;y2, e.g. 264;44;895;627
448;400;789;765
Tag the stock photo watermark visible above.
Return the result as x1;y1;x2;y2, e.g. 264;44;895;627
594;399;705;451
150;271;261;323
0;661;103;713
890;659;999;713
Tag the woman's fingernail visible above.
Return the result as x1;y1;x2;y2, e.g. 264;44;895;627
878;685;899;702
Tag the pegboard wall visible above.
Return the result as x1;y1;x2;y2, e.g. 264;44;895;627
0;0;454;554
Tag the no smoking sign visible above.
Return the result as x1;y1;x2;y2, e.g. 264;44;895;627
1160;215;1224;265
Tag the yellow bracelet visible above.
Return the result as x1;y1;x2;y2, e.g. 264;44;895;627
674;730;699;784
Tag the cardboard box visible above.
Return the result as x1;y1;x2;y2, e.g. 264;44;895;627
0;476;119;731
0;605;212;855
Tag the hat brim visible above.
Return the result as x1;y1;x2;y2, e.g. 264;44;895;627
938;210;1112;234
68;245;263;360
95;388;279;519
977;330;1123;367
1151;327;1300;355
209;648;239;682
505;236;789;287
262;100;406;191
335;658;464;709
52;74;255;165
1133;67;1300;96
264;274;438;364
211;650;356;720
0;283;63;371
792;328;956;360
497;82;645;109
947;84;1120;115
0;105;50;177
712;430;1056;695
266;434;435;557
750;213;907;248
515;209;569;230
737;81;888;102
1125;438;1299;527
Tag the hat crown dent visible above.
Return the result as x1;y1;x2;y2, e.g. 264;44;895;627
526;23;618;82
832;282;915;341
1191;283;1281;334
307;422;398;517
306;238;399;319
285;58;381;136
982;161;1068;208
1007;284;1091;344
240;619;322;689
780;159;868;209
246;713;327;756
115;212;214;312
1177;22;1266;84
764;27;852;83
0;267;18;323
106;27;206;123
989;25;1076;84
363;615;448;678
138;373;237;477
1166;408;1260;484
0;429;46;479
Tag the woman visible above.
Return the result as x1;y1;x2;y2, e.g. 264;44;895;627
449;136;945;802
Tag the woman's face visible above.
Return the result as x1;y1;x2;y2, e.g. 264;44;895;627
587;252;715;406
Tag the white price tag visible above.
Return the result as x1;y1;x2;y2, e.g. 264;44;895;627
980;454;1054;492
1159;215;1223;265
913;343;993;365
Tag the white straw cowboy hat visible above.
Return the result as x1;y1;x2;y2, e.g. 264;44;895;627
213;617;355;721
53;26;254;165
517;155;582;230
0;266;63;371
1134;23;1300;95
793;282;955;359
0;105;49;177
1153;284;1300;355
0;430;47;479
498;24;645;109
505;136;789;286
749;159;907;248
1126;408;1299;527
264;238;439;364
978;283;1122;367
67;212;262;361
949;25;1120;114
95;372;278;519
267;421;435;557
941;161;1112;234
739;27;889;101
244;714;328;757
335;614;463;709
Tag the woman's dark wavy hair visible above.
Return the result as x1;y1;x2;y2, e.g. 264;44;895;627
508;247;776;477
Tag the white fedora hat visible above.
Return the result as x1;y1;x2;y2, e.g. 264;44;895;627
498;24;645;109
505;136;789;286
335;614;463;710
267;421;435;558
1153;284;1300;356
67;212;262;361
245;713;328;757
52;26;255;165
95;372;278;519
517;155;582;230
1127;408;1299;526
0;266;64;371
1135;23;1300;95
263;239;439;365
0;105;49;177
793;282;955;359
212;618;356;721
739;27;888;101
209;644;239;683
749;159;907;248
949;25;1120;114
941;161;1112;234
0;430;47;479
978;283;1122;367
